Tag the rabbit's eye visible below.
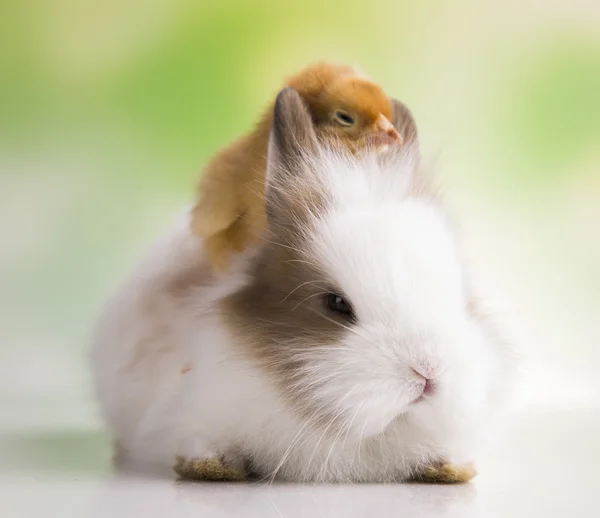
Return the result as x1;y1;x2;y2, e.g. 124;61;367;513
325;293;355;320
332;110;355;127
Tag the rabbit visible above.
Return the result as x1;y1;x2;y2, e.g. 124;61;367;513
91;88;514;483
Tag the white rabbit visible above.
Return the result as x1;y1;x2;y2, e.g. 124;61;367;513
91;88;513;483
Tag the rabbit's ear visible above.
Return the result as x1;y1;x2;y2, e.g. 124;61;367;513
390;98;418;148
265;88;319;200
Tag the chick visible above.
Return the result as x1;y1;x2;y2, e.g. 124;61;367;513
191;62;416;270
285;62;404;152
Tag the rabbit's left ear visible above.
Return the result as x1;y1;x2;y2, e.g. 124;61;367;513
265;87;320;221
266;87;319;178
390;98;418;148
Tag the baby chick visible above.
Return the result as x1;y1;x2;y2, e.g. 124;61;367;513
285;62;403;152
191;62;416;270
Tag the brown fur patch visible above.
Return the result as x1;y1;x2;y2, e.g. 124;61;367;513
221;232;346;429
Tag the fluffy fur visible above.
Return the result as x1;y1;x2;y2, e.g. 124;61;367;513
190;62;415;271
91;89;512;483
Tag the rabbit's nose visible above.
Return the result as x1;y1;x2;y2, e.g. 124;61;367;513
411;368;437;402
423;378;436;395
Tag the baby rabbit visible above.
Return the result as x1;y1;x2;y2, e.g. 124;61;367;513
91;88;512;483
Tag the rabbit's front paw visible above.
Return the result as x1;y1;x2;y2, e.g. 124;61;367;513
411;462;477;484
173;454;246;481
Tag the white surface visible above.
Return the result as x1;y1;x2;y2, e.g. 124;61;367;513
1;406;598;518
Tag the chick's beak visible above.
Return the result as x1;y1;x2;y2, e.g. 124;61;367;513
372;113;403;145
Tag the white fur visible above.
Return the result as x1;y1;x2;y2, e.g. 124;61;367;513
91;150;511;482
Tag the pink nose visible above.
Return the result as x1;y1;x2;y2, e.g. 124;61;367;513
411;367;437;399
423;378;436;396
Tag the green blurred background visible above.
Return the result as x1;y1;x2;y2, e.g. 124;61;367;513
0;0;599;471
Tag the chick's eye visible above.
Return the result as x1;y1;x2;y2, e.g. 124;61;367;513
325;293;355;319
332;110;355;127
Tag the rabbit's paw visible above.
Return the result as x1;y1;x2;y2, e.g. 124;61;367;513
173;454;246;481
412;462;477;484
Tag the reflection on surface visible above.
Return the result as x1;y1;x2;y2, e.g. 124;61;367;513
89;476;485;518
